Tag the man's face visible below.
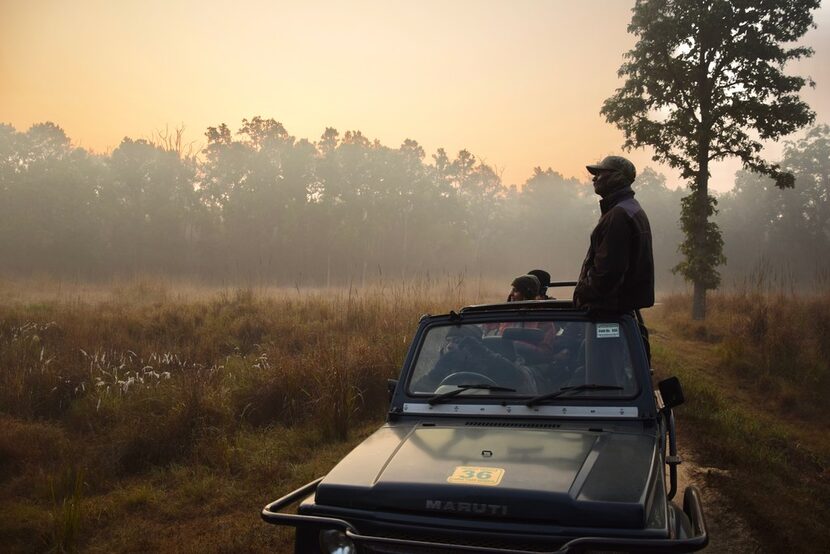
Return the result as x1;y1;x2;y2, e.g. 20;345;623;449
443;335;461;352
443;334;470;355
509;287;526;302
591;169;616;197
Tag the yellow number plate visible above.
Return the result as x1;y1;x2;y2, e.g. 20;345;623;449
447;466;505;486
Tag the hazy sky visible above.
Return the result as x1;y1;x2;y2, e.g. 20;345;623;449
2;0;828;192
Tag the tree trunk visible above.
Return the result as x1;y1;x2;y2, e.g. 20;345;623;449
691;177;709;321
692;281;707;320
689;175;711;320
692;23;712;320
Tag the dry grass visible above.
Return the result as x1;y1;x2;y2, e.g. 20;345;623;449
5;275;827;552
660;288;830;420
650;287;830;553
0;277;503;553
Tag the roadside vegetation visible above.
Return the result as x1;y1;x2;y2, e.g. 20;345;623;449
649;282;829;553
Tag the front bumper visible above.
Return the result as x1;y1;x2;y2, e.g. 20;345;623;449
261;477;708;553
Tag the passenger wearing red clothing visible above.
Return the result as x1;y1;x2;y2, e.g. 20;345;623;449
493;320;557;358
490;274;557;357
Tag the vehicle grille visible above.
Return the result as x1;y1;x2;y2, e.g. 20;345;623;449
363;546;625;554
463;420;561;429
363;544;548;554
358;530;558;553
363;546;542;554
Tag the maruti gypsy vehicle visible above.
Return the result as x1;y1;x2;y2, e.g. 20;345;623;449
262;286;708;553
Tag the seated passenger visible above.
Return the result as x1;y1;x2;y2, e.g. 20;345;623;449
416;326;536;393
490;274;557;357
527;269;552;299
507;274;540;302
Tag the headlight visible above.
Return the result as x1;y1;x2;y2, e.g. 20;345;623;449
319;529;356;554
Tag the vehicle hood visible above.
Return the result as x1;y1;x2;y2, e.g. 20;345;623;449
315;424;660;528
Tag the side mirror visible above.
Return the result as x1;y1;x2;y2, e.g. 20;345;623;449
658;376;685;410
387;378;399;402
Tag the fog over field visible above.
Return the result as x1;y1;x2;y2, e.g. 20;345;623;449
3;2;829;295
0;120;828;292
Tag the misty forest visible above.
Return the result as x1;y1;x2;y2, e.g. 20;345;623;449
2;118;828;289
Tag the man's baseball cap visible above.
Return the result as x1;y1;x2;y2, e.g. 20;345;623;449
586;155;636;184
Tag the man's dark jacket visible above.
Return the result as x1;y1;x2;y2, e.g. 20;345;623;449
574;186;654;312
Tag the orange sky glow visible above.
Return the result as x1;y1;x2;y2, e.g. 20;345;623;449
2;0;829;192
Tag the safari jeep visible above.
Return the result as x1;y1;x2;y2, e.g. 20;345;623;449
262;291;708;553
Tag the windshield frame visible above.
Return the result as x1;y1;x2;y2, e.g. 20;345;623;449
403;313;644;403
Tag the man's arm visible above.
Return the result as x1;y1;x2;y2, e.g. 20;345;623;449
574;209;632;306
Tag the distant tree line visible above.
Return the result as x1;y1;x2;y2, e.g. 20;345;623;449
0;119;826;288
720;125;830;286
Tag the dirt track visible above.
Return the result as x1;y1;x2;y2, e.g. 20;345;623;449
676;446;761;553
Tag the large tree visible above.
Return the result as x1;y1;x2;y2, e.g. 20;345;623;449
602;0;818;318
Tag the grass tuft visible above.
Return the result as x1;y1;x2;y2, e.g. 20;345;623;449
46;467;85;553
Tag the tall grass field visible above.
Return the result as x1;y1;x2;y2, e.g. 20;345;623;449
0;277;495;552
0;277;827;552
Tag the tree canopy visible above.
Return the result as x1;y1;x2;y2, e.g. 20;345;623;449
602;0;819;318
0;120;597;285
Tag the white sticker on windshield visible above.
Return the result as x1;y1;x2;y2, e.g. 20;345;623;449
596;323;620;338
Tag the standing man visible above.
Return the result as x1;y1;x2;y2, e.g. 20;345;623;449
574;156;654;312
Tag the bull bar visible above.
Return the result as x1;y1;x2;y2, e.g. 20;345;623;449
261;477;708;553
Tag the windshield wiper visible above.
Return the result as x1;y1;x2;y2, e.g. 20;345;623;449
427;384;517;405
525;384;624;407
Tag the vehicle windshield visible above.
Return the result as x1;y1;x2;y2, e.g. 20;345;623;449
408;319;638;400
